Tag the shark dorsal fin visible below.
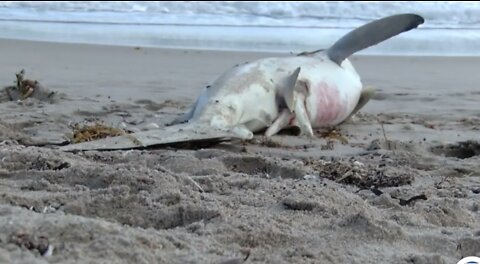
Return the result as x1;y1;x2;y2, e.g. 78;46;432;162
326;14;424;65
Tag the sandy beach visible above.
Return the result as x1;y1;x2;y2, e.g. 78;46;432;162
0;38;479;263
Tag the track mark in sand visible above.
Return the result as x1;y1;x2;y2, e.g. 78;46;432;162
430;140;480;159
0;148;222;231
221;156;305;179
0;150;71;174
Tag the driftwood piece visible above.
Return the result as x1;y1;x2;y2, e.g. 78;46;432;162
3;69;56;102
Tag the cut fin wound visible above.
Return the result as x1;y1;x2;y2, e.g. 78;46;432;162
281;67;301;112
326;14;424;65
265;108;292;137
293;95;314;137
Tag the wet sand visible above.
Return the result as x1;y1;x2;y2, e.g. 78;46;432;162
0;39;479;263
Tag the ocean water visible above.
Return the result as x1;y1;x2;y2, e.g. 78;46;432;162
0;1;479;56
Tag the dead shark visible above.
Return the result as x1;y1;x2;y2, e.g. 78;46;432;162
170;13;425;139
60;13;424;151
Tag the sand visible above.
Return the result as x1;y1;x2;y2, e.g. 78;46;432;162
0;38;479;264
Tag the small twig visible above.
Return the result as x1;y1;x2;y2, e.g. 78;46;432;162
375;116;389;142
376;116;394;151
391;194;427;206
336;169;353;183
399;194;427;206
380;122;388;142
186;176;204;193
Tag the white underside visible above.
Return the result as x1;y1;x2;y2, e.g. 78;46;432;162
188;52;363;135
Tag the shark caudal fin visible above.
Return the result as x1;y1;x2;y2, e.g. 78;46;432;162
326;14;424;65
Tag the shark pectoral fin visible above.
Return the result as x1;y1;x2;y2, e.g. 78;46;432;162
281;67;301;112
293;96;314;138
265;108;293;137
342;86;376;123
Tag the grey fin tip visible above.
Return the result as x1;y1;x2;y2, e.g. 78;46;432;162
327;13;425;66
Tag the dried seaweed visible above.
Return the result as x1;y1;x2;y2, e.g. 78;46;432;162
72;122;127;144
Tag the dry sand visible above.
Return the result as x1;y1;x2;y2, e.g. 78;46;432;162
0;39;479;264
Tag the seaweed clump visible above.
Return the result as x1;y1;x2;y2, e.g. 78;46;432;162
72;122;127;143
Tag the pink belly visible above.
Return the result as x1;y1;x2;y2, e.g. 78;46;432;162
313;82;349;126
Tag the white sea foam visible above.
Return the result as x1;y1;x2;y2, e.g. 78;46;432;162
0;1;478;56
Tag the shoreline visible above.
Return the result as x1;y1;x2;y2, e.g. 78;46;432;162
0;26;480;57
2;36;480;59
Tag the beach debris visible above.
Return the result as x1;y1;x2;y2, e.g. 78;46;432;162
71;122;128;144
391;194;427;206
353;161;364;167
354;187;383;196
303;174;318;181
2;69;56;102
319;129;349;144
43;244;54;257
15;69;36;99
347;191;426;212
399;194;427;206
60;123;237;151
42;205;57;214
370;188;384;196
